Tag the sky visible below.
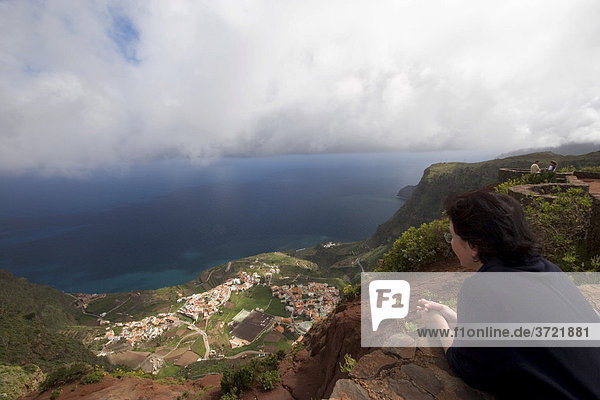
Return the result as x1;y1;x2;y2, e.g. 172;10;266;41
1;0;600;176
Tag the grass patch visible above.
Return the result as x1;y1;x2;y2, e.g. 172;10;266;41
218;287;277;323
177;360;230;379
191;337;206;357
156;362;180;378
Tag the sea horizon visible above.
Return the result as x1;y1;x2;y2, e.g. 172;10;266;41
0;150;497;293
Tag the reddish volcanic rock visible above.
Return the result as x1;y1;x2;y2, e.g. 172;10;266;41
22;374;222;400
280;297;374;400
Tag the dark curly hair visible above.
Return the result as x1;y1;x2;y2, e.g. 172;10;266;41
444;189;541;264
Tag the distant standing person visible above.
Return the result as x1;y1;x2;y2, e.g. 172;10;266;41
530;160;540;173
547;160;558;171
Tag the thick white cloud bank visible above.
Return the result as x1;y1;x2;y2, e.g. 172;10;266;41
1;0;599;175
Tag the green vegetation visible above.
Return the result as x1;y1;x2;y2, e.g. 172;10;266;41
177;360;230;379
524;188;594;270
81;369;105;385
0;272;106;372
0;311;108;371
50;388;61;400
156;362;180;378
217;286;286;324
220;354;280;397
495;170;557;194
257;369;280;390
0;364;44;400
368;151;600;248
252;252;318;271
342;284;360;300
559;165;577;172
40;362;92;391
339;353;356;373
379;219;451;272
424;162;464;181
220;363;254;397
191;337;206;357
287;342;304;361
0;271;79;329
579;166;600;172
82;291;174;324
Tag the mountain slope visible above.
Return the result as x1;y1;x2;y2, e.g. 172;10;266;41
367;151;600;247
0;271;103;371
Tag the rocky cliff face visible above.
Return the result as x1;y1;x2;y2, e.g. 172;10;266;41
266;296;492;400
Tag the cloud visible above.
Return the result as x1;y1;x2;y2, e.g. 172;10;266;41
1;0;599;175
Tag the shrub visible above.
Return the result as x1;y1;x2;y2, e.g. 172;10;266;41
220;364;254;396
342;284;360;300
495;171;557;194
339;354;356;373
81;370;104;385
380;219;451;272
257;370;280;391
559;165;577;172
524;188;593;271
580;166;600;172
50;388;61;400
41;362;91;391
275;349;286;360
253;354;278;373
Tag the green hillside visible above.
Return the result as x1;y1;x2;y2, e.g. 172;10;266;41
367;151;600;247
0;271;107;371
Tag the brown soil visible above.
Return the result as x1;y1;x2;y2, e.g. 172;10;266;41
21;374;222;400
107;351;150;369
263;331;284;342
174;351;201;367
164;348;189;363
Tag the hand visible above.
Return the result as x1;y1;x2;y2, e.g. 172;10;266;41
416;299;457;328
416;307;447;329
416;298;455;353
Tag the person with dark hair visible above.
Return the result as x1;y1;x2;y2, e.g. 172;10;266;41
417;189;600;399
530;160;541;173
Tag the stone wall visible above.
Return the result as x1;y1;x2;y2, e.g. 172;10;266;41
589;195;600;257
574;171;600;180
507;183;589;205
498;168;530;182
498;168;571;183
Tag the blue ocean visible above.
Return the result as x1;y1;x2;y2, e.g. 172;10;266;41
0;151;495;293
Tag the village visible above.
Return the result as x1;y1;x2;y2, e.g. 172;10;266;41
96;262;341;363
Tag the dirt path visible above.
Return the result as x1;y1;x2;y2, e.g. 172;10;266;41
582;178;600;195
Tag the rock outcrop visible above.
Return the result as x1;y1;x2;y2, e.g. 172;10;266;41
262;295;492;400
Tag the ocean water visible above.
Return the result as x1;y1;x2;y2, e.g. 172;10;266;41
0;151;496;293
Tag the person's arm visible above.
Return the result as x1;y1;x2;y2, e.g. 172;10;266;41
416;299;456;353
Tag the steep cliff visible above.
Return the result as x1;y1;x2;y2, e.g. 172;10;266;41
368;151;600;247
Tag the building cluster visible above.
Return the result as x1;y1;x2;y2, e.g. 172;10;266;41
271;282;340;320
177;271;261;321
106;313;179;345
